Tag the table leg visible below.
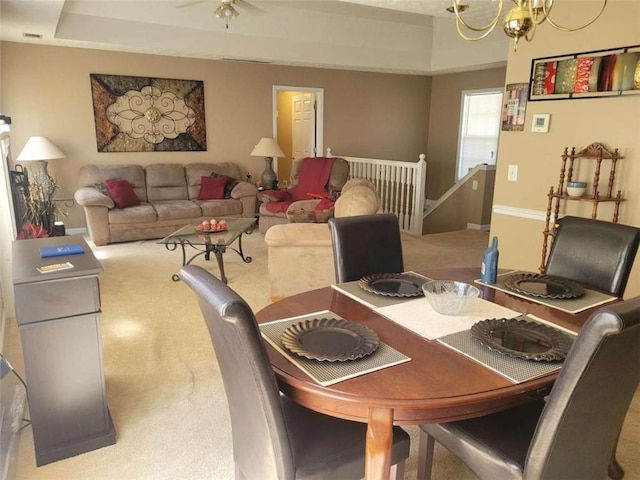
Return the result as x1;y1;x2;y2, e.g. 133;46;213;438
226;231;253;264
208;245;228;284
165;239;207;282
365;407;394;480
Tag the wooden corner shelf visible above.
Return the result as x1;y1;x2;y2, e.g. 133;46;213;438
540;142;626;272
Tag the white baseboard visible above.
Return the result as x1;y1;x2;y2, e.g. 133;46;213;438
467;223;491;231
66;227;88;236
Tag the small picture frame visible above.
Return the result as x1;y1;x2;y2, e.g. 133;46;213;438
531;113;551;133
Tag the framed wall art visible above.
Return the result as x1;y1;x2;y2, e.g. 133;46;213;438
90;74;207;152
529;45;640;101
501;83;529;131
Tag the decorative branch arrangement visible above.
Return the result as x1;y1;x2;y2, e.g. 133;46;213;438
18;173;64;238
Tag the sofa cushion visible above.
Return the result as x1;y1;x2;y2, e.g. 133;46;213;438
198;176;227;200
145;163;189;202
108;203;157;224
185;163;244;200
210;172;239;199
153;200;202;221
78;164;147;202
105;179;141;208
196;199;243;217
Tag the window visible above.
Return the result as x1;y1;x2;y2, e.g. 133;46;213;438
456;89;503;181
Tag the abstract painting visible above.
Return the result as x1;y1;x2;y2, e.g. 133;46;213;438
90;74;207;152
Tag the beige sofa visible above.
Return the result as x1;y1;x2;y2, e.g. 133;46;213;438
264;179;381;300
74;162;257;246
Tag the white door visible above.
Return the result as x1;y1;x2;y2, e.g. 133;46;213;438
292;93;316;159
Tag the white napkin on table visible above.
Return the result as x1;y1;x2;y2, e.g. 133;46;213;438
374;297;522;340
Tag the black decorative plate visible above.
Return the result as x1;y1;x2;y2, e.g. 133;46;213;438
281;318;379;362
470;317;573;362
359;273;426;298
502;273;584;300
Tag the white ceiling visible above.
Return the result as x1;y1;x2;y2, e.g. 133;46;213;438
0;0;510;75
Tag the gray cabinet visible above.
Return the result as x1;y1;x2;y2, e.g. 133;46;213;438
12;236;115;466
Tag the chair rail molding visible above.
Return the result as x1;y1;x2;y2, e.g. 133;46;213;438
492;204;547;221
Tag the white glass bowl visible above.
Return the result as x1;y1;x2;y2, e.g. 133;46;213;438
566;181;587;197
422;280;480;316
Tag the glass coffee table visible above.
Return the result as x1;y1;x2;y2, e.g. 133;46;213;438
159;217;256;284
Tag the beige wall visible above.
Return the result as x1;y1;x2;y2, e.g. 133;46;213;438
491;0;640;297
426;67;507;199
0;42;432;228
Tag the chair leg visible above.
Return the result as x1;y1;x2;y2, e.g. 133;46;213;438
417;429;436;480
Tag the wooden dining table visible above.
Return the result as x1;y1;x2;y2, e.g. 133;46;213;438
255;267;601;480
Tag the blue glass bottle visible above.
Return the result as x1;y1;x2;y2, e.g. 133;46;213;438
481;236;499;284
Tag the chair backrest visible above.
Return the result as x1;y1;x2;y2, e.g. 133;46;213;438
524;296;640;479
328;213;404;283
545;216;640;297
179;265;295;480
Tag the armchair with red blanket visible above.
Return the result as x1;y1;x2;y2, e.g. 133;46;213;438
257;156;349;234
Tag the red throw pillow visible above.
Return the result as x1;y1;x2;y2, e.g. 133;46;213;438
198;176;227;200
105;179;140;208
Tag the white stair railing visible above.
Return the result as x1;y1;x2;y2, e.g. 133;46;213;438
328;149;427;235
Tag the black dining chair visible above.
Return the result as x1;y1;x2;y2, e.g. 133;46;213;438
180;265;410;480
328;213;404;283
416;295;640;480
545;216;640;297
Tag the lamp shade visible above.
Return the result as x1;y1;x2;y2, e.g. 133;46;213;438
16;136;66;162
250;137;284;158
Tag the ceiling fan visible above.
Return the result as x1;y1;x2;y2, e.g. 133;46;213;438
178;0;264;28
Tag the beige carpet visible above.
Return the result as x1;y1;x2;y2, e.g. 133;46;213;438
4;229;639;480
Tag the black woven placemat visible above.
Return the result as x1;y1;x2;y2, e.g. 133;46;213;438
437;325;565;383
260;310;411;386
476;270;616;313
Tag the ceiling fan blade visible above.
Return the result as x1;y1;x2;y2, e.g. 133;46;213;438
176;0;206;8
237;0;264;16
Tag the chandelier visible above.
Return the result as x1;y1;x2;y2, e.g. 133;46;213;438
215;0;239;29
447;0;608;51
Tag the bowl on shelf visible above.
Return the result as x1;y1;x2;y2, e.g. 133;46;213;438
566;181;587;198
422;280;480;316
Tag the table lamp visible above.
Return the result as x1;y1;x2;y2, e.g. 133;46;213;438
16;136;66;178
250;137;284;190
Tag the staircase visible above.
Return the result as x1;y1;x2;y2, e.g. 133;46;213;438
422;164;496;234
